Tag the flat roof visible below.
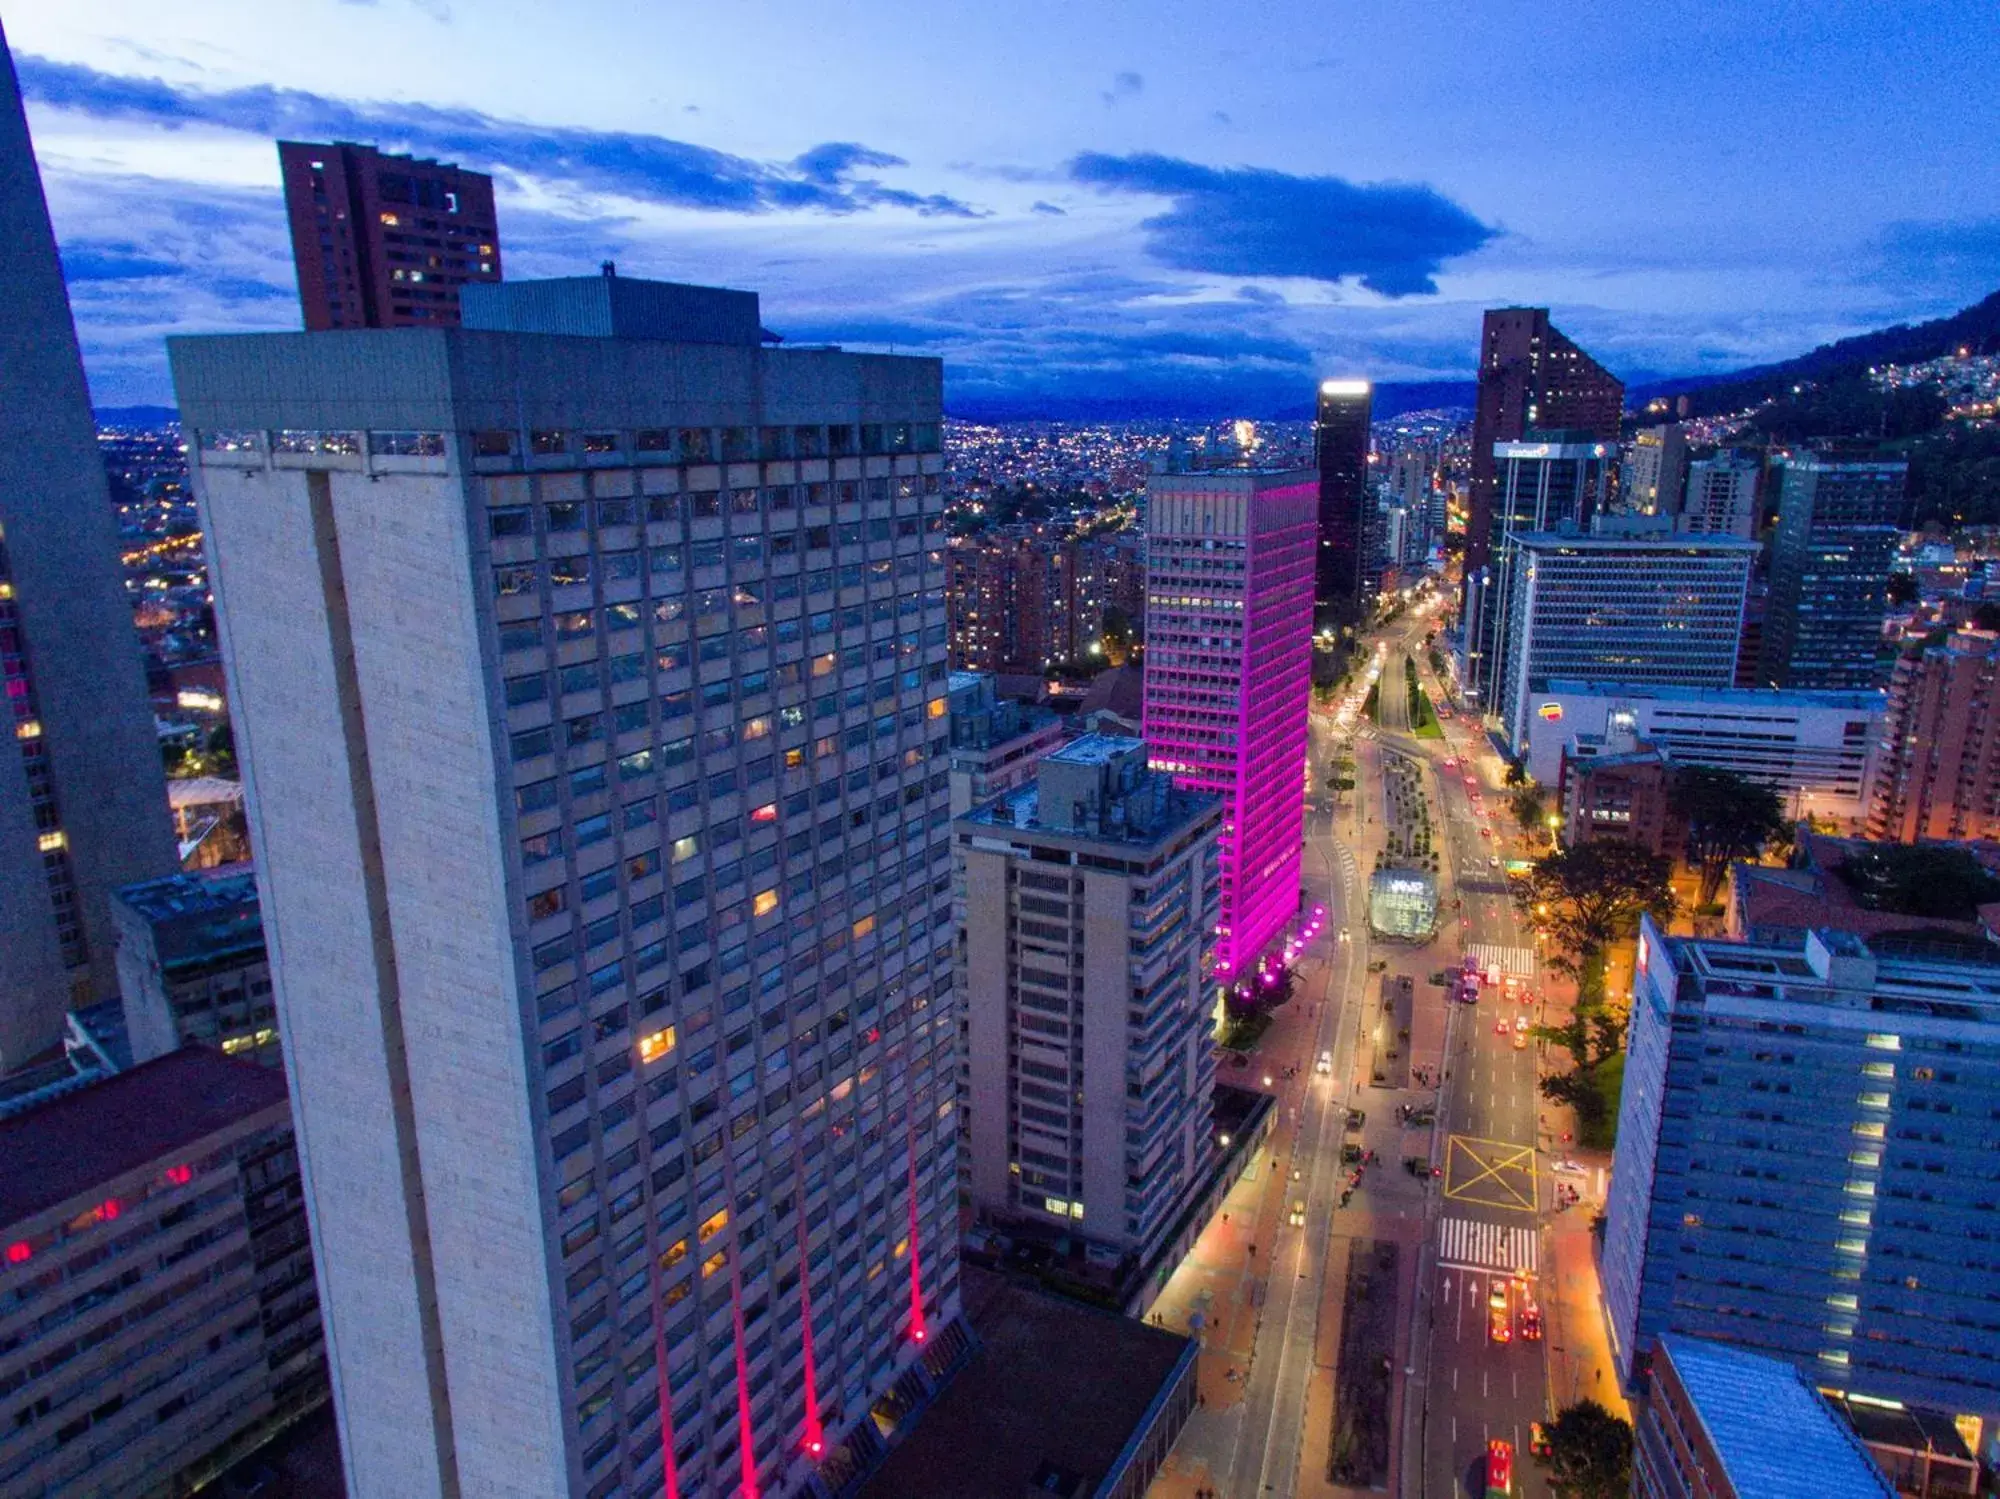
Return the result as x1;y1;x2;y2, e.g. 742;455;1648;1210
1046;732;1144;767
861;1265;1191;1499
1662;1336;1893;1498
114;869;260;924
1514;530;1760;552
0;1048;291;1228
1543;680;1884;711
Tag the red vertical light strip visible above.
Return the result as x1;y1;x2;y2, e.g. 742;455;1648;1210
648;1254;683;1499
793;1141;825;1458
905;1121;927;1344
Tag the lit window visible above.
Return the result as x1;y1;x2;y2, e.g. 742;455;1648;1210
698;1208;729;1242
753;890;779;918
701;1250;727;1278
661;1239;687;1268
1861;1061;1895;1078
852;915;875;940
1852;1121;1885;1140
1070;1201;1084;1220
379;212;400;226
927;697;946;719
1864;1034;1902;1052
671;835;700;863
638;1026;677;1065
1042;1196;1070;1216
1856;1093;1891;1110
750;803;777;824
4;1242;30;1265
36;830;64;853
14;720;39;740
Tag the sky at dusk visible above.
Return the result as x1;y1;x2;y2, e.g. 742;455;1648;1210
10;0;2000;415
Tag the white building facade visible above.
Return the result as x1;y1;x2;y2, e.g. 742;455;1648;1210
170;277;965;1499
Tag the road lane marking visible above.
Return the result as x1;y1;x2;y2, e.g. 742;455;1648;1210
1437;1215;1539;1273
1442;1134;1539;1213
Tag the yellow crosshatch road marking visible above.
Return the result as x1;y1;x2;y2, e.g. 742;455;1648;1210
1443;1133;1538;1213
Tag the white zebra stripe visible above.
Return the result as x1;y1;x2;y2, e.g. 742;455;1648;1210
1463;943;1537;977
1437;1215;1539;1274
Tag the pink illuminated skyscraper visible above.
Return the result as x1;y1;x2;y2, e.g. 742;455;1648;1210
1143;465;1318;973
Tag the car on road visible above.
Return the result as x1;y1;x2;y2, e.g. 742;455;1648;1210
1288;1198;1306;1227
1528;1422;1552;1459
1488;1301;1512;1344
1514;1015;1529;1033
1494;1018;1509;1035
1551;1158;1585;1175
1520;1302;1543;1340
1443;757;1458;769
1338;927;1350;942
1489;856;1501;869
1478;826;1490;838
1512;1030;1528;1051
1316;1050;1333;1074
1485;1439;1514;1497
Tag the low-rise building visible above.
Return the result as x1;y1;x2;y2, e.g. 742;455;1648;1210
955;735;1222;1270
0;1048;324;1496
1525;681;1883;828
111;870;275;1066
1557;727;1684;858
1634;1334;1893;1499
1728;830;2000;957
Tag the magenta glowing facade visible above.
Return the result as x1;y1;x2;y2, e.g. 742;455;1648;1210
1143;467;1318;973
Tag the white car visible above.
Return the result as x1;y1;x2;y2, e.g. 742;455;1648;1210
1316;1050;1333;1075
1338;927;1351;943
1551;1158;1586;1175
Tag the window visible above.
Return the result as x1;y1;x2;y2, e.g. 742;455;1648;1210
532;430;569;456
490;507;532;538
638;1026;677;1064
495;565;537;598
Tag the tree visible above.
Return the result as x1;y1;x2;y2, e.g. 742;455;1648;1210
1510;785;1549;839
1670;766;1788;906
1885;570;1918;606
1513;839;1675;965
1535;1399;1632;1499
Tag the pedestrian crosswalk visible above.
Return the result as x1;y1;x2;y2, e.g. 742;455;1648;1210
1437;1215;1539;1274
1463;942;1536;977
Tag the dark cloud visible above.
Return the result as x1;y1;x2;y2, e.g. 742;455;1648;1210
18;55;980;218
1030;200;1066;216
1068;151;1495;296
1873;218;2000;295
59;240;184;280
1101;70;1144;106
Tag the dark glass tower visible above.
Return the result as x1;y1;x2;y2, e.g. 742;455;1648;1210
1313;378;1374;627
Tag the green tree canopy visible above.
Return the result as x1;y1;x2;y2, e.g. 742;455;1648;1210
1836;843;2000;920
1513;839;1675;967
1535;1399;1633;1499
1670;765;1789;906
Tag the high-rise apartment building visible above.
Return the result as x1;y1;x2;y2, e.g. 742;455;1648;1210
1866;627;2000;842
1757;453;1907;688
112;869;275;1066
1633;1335;1894;1499
1462;308;1624;637
1143;468;1316;973
0;26;177;1071
1463;434;1615;708
1312;379;1374;626
945;528;1139;673
1493;529;1757;750
0;1048;325;1497
954;736;1221;1266
1623;422;1689;517
278;140;502;330
169;274;965;1498
1681;452;1761;539
1605;918;2000;1416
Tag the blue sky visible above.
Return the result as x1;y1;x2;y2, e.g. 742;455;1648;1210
13;0;2000;414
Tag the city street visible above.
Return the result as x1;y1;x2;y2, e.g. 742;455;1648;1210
1147;597;1625;1499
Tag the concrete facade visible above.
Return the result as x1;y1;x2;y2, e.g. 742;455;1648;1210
1524;682;1883;827
1866;629;2000;843
955;736;1221;1264
945;671;1064;816
0;24;178;1069
0;1049;325;1497
112;870;275;1067
170;284;963;1499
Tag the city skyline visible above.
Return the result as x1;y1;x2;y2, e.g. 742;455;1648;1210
11;0;2000;410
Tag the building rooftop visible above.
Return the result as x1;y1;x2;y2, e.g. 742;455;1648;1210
1544;679;1885;711
1513;529;1761;553
860;1265;1192;1499
1661;1335;1893;1499
0;1047;290;1228
1046;732;1143;767
460;271;764;346
113;869;265;971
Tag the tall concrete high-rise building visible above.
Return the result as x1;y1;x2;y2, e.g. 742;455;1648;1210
1604;918;2000;1417
1622;422;1688;517
1463;433;1615;709
1312;379;1374;626
954;736;1221;1269
1680;452;1760;538
278;140;502;330
1493;529;1756;751
1143;467;1316;974
1758;453;1907;688
1462;308;1624;637
169;273;965;1498
0;24;177;1071
1866;627;2000;842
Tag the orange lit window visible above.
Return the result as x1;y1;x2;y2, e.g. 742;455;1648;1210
14;720;39;740
852;915;876;940
753;890;779;918
894;1236;909;1259
701;1250;728;1278
660;1238;687;1269
379;211;400;226
784;749;806;769
927;698;946;719
810;653;836;677
751;803;778;823
638;1026;677;1065
662;1279;690;1307
37;831;65;853
698;1208;729;1242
